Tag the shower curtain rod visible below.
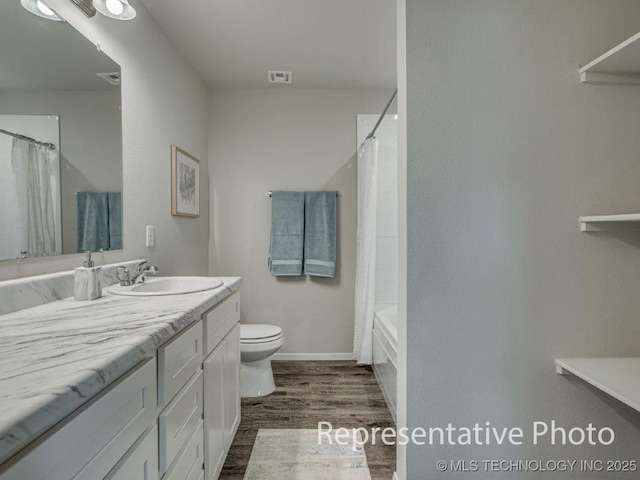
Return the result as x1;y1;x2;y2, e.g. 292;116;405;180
365;88;397;141
0;128;56;150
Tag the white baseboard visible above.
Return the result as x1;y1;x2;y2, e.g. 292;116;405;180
392;473;399;480
271;353;353;361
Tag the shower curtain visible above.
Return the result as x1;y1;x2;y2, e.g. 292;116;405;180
353;137;378;365
12;138;58;257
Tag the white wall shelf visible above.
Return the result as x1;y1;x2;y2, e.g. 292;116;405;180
555;358;640;413
579;31;640;85
579;214;640;232
556;357;640;412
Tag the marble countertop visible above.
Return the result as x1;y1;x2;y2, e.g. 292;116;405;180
0;277;241;465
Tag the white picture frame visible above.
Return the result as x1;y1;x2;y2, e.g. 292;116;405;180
171;145;200;217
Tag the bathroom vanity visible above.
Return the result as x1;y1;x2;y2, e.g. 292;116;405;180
0;271;241;480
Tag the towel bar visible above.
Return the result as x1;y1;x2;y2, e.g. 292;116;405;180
268;191;339;197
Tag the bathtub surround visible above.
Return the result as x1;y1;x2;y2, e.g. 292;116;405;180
209;88;394;356
0;0;209;281
372;306;397;423
405;1;640;478
0;276;241;463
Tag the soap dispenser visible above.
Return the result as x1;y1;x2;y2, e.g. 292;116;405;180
74;251;103;301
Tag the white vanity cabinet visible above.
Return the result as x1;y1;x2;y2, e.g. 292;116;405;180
0;359;157;480
0;287;242;480
160;291;241;480
203;293;241;480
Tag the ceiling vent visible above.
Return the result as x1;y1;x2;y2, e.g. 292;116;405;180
97;72;121;86
267;70;293;84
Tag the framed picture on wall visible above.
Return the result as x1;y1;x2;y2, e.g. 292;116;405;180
171;145;200;217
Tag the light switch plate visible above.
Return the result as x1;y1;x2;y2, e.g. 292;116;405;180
146;226;155;248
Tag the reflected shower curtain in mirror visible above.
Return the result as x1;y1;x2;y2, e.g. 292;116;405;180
354;138;378;365
11;139;57;257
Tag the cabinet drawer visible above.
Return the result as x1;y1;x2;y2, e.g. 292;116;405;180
158;321;203;406
159;370;203;474
0;360;157;480
104;426;159;480
203;292;240;356
163;421;204;480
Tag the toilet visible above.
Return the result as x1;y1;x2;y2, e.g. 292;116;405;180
240;324;283;397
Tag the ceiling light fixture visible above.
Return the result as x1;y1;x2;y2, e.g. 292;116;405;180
93;0;136;20
21;0;63;21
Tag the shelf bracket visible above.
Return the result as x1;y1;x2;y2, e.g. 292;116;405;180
556;364;570;375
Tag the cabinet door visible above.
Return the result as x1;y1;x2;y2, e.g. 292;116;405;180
223;324;241;448
203;340;226;480
104;426;159;480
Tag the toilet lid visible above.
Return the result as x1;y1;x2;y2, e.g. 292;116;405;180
241;324;282;342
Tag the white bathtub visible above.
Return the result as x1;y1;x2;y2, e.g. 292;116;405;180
372;305;397;423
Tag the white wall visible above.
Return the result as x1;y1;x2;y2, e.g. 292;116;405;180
406;1;640;478
0;1;209;280
0;91;121;255
209;88;393;355
357;114;398;308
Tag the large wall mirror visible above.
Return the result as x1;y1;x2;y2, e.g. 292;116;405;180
0;1;122;262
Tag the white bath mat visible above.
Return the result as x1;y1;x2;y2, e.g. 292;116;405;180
243;429;372;480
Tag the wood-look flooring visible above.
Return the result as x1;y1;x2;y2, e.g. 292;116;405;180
219;361;396;480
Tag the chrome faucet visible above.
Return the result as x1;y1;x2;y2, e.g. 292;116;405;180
116;261;159;286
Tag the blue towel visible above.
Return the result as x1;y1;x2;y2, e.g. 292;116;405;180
304;191;337;278
77;192;110;253
269;191;305;276
108;192;122;250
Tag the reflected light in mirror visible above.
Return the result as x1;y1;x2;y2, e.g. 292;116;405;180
20;0;63;21
93;0;136;20
106;0;124;15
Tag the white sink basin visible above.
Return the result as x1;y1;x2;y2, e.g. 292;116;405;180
108;276;224;296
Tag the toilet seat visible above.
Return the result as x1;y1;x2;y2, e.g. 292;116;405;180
241;324;283;344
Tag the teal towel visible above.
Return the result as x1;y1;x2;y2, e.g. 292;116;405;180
77;192;110;253
108;192;122;250
269;191;305;276
304;191;337;278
